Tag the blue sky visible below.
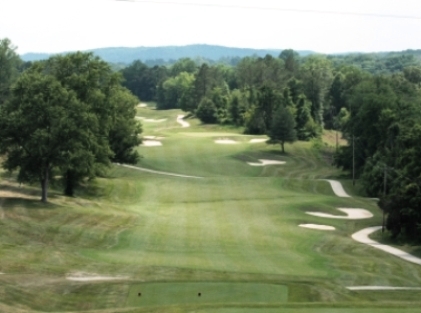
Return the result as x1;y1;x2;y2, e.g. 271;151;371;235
2;0;421;54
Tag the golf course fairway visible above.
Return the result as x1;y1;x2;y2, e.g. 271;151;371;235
0;106;420;312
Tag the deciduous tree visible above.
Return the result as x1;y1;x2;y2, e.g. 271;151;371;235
268;105;297;153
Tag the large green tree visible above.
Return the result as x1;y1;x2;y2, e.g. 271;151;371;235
0;72;95;202
268;105;297;153
108;87;142;164
0;52;142;199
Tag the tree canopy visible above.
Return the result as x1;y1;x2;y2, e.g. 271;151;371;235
0;52;141;201
268;105;297;153
0;38;22;105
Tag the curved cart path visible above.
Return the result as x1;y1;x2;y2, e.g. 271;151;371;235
177;115;190;128
352;226;421;265
118;164;202;179
347;286;421;291
323;179;351;197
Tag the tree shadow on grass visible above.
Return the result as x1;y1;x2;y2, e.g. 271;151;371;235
0;196;63;210
0;183;64;210
0;182;39;198
76;184;106;199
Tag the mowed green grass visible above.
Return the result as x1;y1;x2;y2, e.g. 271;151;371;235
126;282;288;306
0;107;420;312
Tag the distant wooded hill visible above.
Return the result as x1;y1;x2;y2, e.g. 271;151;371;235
20;44;315;64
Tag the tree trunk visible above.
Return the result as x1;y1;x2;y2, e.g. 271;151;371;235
40;164;49;202
64;169;75;197
281;142;285;153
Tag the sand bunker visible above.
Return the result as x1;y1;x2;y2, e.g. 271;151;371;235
215;139;238;144
323;179;351;198
249;138;267;143
136;116;167;122
143;136;164;140
299;224;335;231
142;140;162;147
347;286;421;291
177;115;190;128
352;226;421;265
247;159;286;166
306;208;373;220
66;272;129;282
138;103;148;108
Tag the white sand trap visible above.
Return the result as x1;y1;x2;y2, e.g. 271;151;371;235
66;273;129;282
138;103;148;108
323;179;351;197
142;140;162;147
247;159;286;166
136;116;167;122
177;115;190;128
249;138;267;143
307;208;373;220
143;136;164;140
299;224;335;231
347;286;421;291
352;226;421;265
215;139;238;144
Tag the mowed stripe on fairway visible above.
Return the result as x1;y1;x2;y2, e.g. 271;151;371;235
88;174;331;277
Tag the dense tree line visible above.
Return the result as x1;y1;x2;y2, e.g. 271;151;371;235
0;39;142;202
121;51;330;146
334;72;421;242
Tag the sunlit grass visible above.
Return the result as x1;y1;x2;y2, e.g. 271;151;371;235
0;109;420;312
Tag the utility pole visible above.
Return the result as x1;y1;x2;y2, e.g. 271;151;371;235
336;130;339;153
382;164;387;233
352;134;355;186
